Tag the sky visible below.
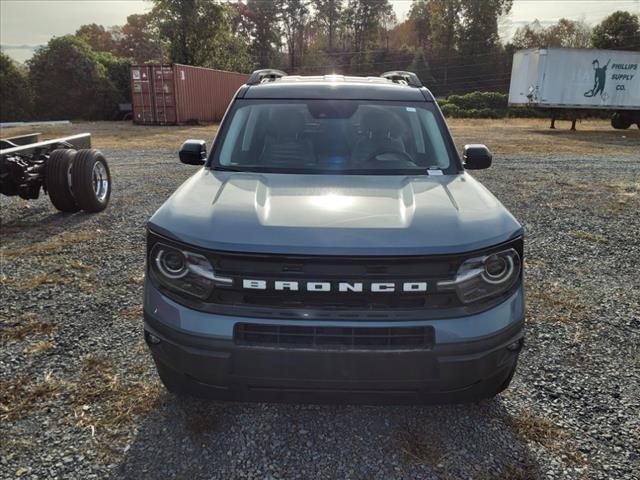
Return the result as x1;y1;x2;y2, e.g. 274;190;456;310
1;0;639;63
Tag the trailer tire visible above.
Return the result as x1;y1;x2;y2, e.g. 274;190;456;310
71;149;111;213
611;113;632;130
46;149;80;213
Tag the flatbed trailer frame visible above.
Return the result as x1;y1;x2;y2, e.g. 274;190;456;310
1;132;111;213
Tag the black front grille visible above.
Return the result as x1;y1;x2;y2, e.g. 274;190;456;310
234;323;435;349
207;250;460;310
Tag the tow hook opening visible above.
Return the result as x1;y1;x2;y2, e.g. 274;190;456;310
507;338;524;352
145;331;162;345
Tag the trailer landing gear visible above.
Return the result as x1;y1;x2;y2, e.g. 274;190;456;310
549;116;577;130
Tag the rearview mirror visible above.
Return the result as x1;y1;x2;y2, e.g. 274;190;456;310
463;144;492;170
179;139;206;165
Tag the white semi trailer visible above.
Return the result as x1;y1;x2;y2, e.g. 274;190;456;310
508;47;640;130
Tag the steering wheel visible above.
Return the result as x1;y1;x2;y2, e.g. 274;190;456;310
365;149;415;164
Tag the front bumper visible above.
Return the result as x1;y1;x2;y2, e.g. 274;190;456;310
144;281;525;404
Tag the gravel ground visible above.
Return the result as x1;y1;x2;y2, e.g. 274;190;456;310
1;143;639;479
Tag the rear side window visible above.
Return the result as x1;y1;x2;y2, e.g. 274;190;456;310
212;100;456;174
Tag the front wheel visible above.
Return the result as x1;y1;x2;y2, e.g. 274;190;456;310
71;149;111;213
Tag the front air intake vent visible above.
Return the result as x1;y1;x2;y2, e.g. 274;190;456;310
234;323;434;350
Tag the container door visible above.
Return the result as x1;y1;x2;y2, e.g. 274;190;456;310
151;65;177;124
131;66;155;124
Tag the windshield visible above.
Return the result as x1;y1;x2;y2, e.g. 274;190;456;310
211;100;456;174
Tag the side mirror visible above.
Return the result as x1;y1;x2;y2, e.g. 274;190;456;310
179;139;206;165
463;144;492;170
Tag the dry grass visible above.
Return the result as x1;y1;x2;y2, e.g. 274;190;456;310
10;272;70;290
507;409;562;446
0;372;64;421
506;408;588;468
527;282;591;324
0;121;218;151
23;341;55;355
1;313;57;343
68;259;96;272
447;118;640;157
69;355;162;458
2;230;98;258
599;181;640;215
127;266;145;285
118;306;142;322
0;351;160;458
396;424;447;466
569;230;609;244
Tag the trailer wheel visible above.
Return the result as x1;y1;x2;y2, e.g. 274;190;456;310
611;113;632;130
46;149;80;213
71;149;111;213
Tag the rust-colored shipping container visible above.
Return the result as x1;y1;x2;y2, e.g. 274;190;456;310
130;64;249;125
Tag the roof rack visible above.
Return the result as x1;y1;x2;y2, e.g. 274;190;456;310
380;71;423;88
247;69;287;85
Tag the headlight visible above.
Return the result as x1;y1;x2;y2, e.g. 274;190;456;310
438;248;521;304
150;243;232;299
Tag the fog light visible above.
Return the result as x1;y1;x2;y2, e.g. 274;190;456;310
147;333;161;345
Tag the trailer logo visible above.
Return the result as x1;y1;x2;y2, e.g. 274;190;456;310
584;59;610;98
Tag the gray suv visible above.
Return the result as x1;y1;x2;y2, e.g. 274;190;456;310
144;70;524;404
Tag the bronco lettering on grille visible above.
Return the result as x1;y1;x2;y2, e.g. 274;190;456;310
242;280;427;293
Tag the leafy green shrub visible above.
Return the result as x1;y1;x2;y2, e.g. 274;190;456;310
447;92;508;112
439;103;461;117
28;36;130;120
0;52;34;121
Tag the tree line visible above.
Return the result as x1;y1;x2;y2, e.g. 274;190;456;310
1;0;639;122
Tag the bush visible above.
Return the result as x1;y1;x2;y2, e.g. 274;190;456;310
447;91;508;111
439;103;461;117
438;91;509;118
439;91;557;119
28;36;130;120
0;52;34;122
95;51;133;115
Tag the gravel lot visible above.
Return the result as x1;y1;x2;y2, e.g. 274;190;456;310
1;121;639;479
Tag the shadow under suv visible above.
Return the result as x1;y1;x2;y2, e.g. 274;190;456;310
144;70;524;404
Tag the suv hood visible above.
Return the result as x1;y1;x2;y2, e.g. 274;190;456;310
149;170;522;255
